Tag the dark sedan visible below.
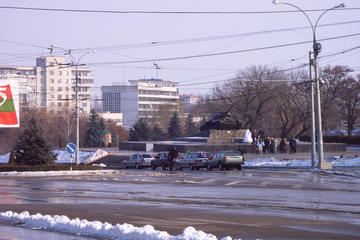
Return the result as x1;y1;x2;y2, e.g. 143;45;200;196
151;152;169;170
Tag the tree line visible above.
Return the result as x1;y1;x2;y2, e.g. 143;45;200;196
1;64;358;158
191;64;360;138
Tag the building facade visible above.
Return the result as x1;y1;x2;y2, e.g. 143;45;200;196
0;56;94;114
181;94;200;113
102;78;179;128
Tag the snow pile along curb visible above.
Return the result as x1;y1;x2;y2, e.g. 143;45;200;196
0;211;235;240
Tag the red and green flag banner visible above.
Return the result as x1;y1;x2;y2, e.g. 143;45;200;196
0;80;19;128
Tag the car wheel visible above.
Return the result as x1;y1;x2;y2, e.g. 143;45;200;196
190;164;194;171
123;163;127;169
207;164;212;171
218;162;224;171
162;164;166;171
237;165;242;170
196;167;200;171
151;165;156;170
135;164;140;169
178;165;183;171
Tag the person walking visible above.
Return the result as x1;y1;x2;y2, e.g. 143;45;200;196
279;138;287;153
168;147;179;170
289;138;297;154
264;136;271;154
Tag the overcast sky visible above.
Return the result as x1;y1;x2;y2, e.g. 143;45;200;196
1;0;359;98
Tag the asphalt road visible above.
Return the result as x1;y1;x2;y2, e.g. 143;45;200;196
0;169;360;239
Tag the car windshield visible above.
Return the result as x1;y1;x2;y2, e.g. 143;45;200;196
197;152;211;158
142;154;152;158
225;151;242;156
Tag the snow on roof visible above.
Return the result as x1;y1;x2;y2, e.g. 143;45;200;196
0;211;232;240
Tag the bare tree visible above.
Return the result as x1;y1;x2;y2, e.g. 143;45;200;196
320;65;352;130
336;75;360;135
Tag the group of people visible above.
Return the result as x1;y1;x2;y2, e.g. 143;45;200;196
279;138;297;154
251;129;297;154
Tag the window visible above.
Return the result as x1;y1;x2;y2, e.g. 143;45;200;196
50;94;54;99
58;70;62;76
57;79;62;84
58;87;62;91
58;95;62;99
50;79;54;83
82;103;87;107
58;102;62;107
50;87;54;91
65;87;69;91
50;70;54;75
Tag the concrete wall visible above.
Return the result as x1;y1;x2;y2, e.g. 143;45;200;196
208;129;246;144
119;142;146;151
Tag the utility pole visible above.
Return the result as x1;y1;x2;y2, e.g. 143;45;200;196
273;1;344;169
50;45;95;165
313;42;325;168
75;63;80;165
309;51;316;168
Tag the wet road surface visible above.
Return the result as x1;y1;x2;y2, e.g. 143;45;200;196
0;169;360;239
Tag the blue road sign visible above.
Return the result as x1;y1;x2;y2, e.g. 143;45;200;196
66;143;76;154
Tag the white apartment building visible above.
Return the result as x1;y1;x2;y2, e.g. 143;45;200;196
181;94;200;113
102;78;179;128
0;56;94;114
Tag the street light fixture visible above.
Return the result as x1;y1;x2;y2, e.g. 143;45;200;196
273;1;345;169
50;45;95;165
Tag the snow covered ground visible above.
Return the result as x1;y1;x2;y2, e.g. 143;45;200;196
243;156;360;168
0;149;109;165
0;211;233;240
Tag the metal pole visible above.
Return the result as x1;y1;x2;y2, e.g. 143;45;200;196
313;48;324;167
309;51;316;168
75;64;80;165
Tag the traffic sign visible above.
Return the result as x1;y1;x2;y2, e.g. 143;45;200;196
66;143;76;154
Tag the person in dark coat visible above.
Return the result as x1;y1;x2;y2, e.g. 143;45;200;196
168;147;179;170
279;138;287;153
264;136;271;154
289;138;297;154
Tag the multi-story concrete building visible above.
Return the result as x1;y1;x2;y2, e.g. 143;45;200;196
102;78;179;128
181;94;200;113
0;56;94;114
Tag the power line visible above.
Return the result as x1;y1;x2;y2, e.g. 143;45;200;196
0;5;359;14
86;32;360;66
73;20;360;52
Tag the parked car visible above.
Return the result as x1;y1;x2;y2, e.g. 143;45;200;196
123;153;153;169
208;151;244;170
151;152;169;170
178;152;212;170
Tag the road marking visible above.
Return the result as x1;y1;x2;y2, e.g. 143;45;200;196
225;180;241;186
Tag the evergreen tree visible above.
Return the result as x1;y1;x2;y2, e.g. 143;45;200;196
168;112;182;138
14;117;57;165
85;109;105;147
184;114;197;136
151;124;166;141
129;119;151;141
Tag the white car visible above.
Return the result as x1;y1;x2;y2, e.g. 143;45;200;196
123;153;153;169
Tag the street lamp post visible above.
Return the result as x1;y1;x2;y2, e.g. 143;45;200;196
273;1;345;169
50;45;95;165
